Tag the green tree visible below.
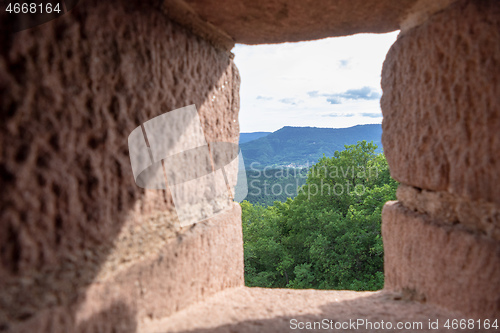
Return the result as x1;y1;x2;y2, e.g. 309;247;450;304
241;201;290;287
241;141;397;291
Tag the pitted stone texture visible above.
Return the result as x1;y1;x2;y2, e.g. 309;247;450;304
381;0;500;206
397;184;500;240
7;204;244;333
141;287;464;333
0;0;239;329
183;0;418;44
162;0;458;46
382;201;500;318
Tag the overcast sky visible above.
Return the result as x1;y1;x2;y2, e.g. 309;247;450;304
233;32;399;133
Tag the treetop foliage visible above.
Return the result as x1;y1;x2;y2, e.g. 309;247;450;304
241;141;397;291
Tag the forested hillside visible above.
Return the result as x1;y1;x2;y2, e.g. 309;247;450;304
240;124;382;168
244;167;308;206
239;132;271;144
241;141;397;291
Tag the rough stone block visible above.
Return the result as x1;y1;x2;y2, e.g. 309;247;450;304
178;0;448;44
0;0;240;329
382;201;500;318
141;287;466;333
397;184;500;240
7;204;243;332
381;0;500;205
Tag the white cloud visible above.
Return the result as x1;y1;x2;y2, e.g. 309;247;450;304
233;31;399;132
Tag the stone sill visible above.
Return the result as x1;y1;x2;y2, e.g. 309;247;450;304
141;287;464;332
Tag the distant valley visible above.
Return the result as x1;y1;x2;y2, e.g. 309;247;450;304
239;132;271;144
239;124;382;169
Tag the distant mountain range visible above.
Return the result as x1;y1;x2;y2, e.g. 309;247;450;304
239;124;382;168
239;132;271;144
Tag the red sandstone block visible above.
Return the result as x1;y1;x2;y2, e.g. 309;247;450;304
382;201;500;318
0;0;240;329
381;0;500;205
8;204;243;332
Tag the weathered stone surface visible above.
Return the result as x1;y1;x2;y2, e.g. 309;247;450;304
0;0;240;329
160;0;458;46
397;184;500;240
141;287;464;332
179;0;417;44
2;0;499;331
381;0;500;205
7;204;243;332
399;0;458;32
382;201;500;318
160;0;236;51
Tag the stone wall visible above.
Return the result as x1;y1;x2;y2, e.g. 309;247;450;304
1;0;499;331
0;0;242;331
381;0;500;318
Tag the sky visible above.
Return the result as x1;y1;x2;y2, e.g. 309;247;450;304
233;32;399;133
